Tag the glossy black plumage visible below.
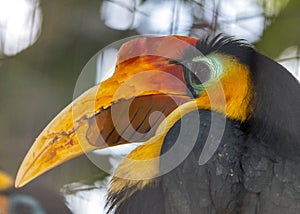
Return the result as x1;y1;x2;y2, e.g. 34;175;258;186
162;111;300;214
107;35;300;213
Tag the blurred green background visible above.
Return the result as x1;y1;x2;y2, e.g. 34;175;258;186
0;0;299;212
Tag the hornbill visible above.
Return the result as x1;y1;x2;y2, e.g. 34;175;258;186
15;35;300;213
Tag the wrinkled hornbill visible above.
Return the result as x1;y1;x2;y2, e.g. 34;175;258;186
15;35;300;213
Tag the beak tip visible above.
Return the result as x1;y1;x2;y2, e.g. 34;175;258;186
14;183;22;188
14;173;24;188
15;166;31;188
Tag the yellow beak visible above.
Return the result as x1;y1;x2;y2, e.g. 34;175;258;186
15;36;198;187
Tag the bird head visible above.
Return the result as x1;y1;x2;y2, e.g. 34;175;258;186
15;35;299;198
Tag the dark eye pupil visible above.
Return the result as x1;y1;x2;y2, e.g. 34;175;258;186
190;62;211;84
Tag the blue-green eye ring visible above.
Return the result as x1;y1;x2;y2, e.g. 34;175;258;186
185;55;223;96
191;55;223;82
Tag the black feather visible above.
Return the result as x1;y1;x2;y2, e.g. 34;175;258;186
160;110;300;214
107;183;165;214
196;34;254;66
248;52;300;160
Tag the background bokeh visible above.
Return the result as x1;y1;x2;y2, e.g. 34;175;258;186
0;0;299;213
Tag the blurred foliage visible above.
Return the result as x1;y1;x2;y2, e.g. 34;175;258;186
258;0;289;16
256;0;300;57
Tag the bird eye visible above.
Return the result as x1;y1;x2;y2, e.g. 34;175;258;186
184;56;223;97
188;61;212;85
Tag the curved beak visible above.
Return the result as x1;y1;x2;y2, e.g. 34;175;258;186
15;36;198;188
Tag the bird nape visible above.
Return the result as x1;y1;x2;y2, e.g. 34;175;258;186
15;35;300;214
